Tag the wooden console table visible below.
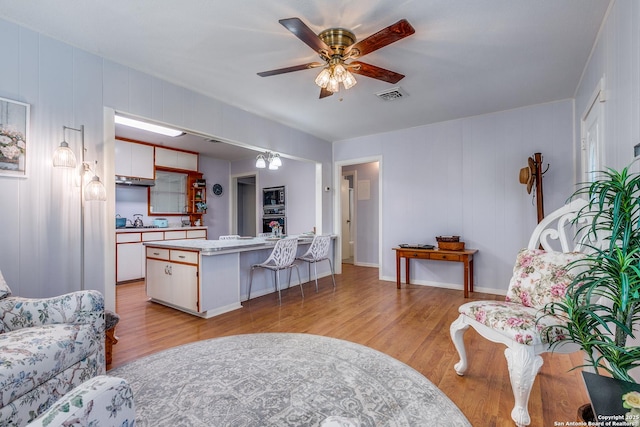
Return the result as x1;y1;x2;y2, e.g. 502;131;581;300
393;247;478;298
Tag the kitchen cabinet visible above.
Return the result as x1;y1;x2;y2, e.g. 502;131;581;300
155;147;198;171
116;242;143;282
115;140;154;179
188;174;206;226
146;247;199;312
116;227;207;283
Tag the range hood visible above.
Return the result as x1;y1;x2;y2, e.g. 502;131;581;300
115;176;155;187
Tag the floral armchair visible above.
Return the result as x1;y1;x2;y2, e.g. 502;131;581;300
0;270;106;426
449;199;594;427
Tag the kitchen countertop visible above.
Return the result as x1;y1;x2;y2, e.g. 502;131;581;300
144;235;317;255
116;226;208;233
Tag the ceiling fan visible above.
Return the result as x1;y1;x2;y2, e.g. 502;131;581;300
257;18;415;99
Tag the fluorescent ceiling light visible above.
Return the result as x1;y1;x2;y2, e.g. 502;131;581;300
115;115;184;137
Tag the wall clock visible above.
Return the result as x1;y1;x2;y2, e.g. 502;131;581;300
212;183;223;196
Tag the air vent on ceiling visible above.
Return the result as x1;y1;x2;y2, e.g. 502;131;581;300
375;87;407;101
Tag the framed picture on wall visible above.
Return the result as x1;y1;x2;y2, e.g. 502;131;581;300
0;96;30;178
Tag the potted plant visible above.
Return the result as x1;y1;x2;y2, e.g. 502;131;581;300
544;164;640;383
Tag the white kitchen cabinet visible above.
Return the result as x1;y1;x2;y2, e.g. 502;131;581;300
115;140;154;179
116;242;143;282
116;228;206;283
187;229;207;239
146;258;171;302
146;247;199;312
155;147;198;171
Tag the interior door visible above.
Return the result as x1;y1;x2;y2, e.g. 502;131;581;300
583;103;603;183
341;176;352;262
582;80;605;184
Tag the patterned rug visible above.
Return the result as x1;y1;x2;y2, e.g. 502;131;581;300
110;333;470;426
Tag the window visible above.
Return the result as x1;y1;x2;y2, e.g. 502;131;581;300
149;170;188;214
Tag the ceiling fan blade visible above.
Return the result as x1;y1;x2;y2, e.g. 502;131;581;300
257;62;325;77
345;19;415;58
348;61;405;84
279;18;335;57
319;87;333;99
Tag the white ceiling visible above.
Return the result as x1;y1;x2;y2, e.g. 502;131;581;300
0;0;611;151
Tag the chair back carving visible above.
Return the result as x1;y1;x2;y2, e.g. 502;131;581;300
264;237;298;268
527;198;600;252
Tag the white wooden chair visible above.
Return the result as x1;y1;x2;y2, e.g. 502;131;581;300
296;235;336;292
449;198;595;427
248;237;303;304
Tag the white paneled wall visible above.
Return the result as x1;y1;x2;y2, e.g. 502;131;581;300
0;18;332;308
335;100;575;294
1;0;637;302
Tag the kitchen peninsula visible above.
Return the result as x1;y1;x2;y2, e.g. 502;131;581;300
144;236;333;318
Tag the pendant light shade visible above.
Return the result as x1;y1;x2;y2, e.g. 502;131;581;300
255;154;267;169
52;141;77;168
85;175;107;201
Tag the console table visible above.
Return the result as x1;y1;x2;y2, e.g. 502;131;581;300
393;247;478;298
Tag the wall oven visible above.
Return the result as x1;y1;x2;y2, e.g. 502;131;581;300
262;186;286;234
263;186;285;207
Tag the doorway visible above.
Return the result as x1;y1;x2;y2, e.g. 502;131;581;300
234;175;256;236
335;158;381;276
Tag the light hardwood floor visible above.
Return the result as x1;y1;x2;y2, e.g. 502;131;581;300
110;263;587;426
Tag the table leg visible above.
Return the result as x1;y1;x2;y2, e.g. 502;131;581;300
405;257;411;285
463;256;470;298
469;256;474;294
396;253;401;289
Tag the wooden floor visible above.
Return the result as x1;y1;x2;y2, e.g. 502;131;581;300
110;264;588;426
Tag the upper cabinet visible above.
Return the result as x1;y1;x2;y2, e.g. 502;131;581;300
115;140;154;179
155;147;198;171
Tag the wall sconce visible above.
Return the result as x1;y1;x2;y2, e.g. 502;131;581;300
52;125;107;201
255;151;282;170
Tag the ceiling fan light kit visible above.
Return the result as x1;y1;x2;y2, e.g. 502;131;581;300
258;18;415;99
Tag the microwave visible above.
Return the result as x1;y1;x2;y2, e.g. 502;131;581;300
263;186;285;207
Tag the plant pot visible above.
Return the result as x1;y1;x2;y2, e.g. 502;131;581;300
577;403;594;422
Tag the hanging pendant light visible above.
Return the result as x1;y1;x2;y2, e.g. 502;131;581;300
255;151;283;170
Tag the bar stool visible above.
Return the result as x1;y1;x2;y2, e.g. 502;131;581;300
248;237;303;304
296;235;335;292
219;235;240;240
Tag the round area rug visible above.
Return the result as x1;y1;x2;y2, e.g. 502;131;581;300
110;333;470;426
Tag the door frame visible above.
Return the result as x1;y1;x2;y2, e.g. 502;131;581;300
580;76;606;183
333;155;383;278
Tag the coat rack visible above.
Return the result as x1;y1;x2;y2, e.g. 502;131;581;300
519;152;549;223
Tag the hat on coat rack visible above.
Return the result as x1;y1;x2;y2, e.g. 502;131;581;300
519;156;536;194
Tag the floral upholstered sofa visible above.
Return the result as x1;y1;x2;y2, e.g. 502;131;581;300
0;270;116;426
